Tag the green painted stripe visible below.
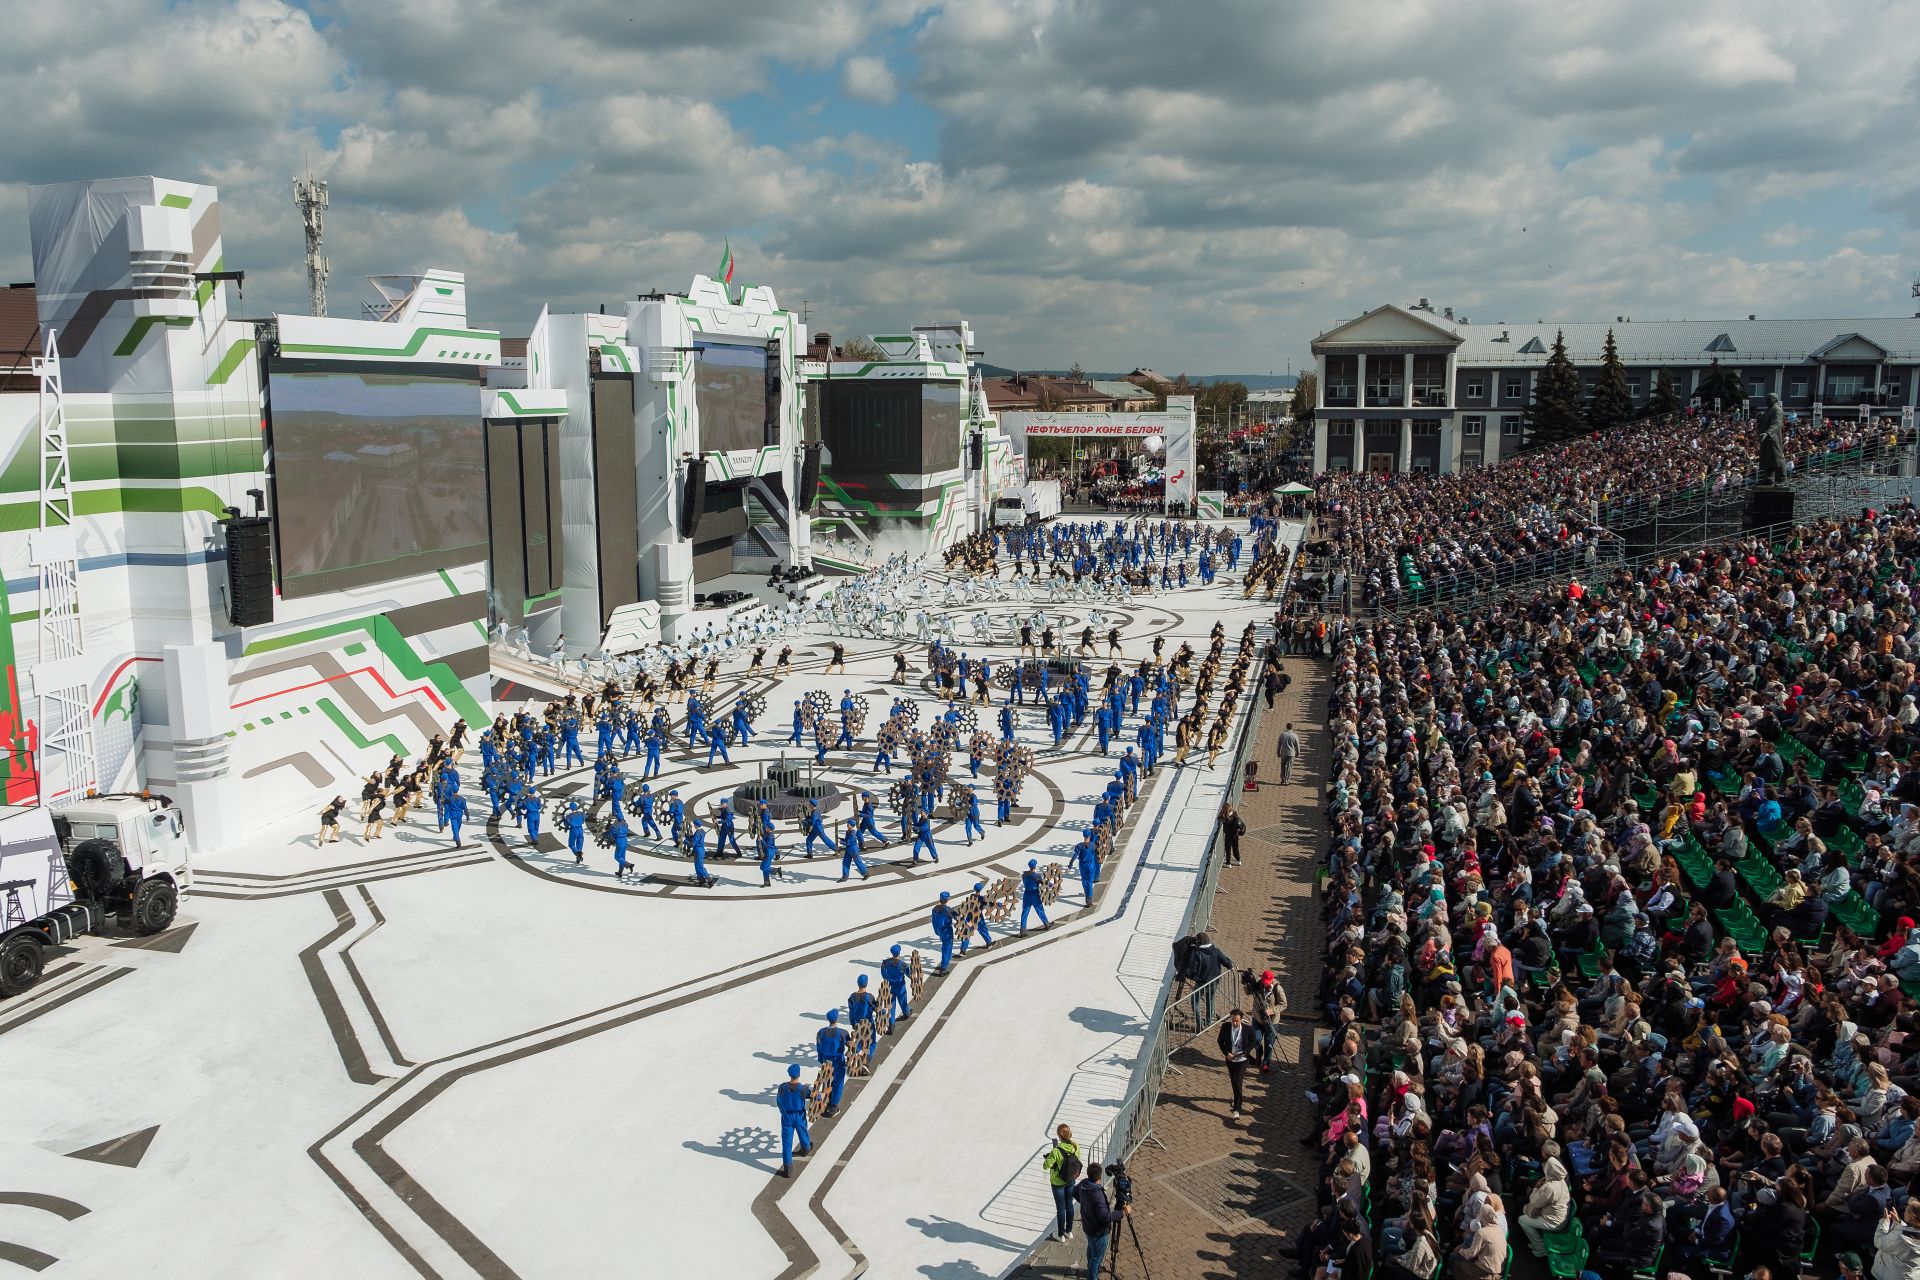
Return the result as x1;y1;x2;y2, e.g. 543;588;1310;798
160;193;193;209
597;344;633;372
523;589;561;608
244;615;488;727
0;485;231;531
281;327;497;359
207;338;255;385
195;256;224;311
434;287;454;296
112;316;193;357
316;696;408;758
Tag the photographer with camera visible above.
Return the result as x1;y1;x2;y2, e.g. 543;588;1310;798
1073;1161;1130;1278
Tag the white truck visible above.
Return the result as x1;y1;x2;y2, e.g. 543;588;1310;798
992;479;1062;527
0;794;193;997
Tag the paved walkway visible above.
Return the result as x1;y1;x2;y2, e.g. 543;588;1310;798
1016;649;1329;1280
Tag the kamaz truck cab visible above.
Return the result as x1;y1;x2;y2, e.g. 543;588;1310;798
0;794;193;996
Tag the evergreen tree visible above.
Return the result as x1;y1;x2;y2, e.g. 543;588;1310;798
1697;359;1744;410
1587;328;1633;430
1523;329;1584;449
1648;368;1680;418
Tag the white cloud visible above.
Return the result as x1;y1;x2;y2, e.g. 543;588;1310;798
841;56;898;105
0;0;1911;372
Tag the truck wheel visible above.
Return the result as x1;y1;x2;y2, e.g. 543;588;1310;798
0;933;44;997
130;879;178;936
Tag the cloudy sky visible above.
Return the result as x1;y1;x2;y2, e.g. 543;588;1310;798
3;0;1916;373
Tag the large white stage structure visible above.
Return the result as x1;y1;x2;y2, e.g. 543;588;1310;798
802;322;1019;561
999;396;1198;512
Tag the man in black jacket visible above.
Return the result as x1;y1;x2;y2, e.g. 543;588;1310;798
1074;1164;1128;1278
1183;933;1231;1027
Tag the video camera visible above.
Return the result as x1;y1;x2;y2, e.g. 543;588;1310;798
1107;1159;1133;1208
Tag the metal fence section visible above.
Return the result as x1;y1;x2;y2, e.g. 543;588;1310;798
997;536;1291;1273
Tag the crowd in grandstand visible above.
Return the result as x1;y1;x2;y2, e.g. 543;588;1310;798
1313;410;1904;612
1291;494;1920;1280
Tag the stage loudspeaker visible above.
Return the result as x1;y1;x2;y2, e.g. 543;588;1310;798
679;458;707;540
223;515;275;626
1746;485;1795;532
797;442;823;512
968;432;984;472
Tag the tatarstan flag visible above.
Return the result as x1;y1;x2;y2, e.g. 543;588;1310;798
717;239;735;285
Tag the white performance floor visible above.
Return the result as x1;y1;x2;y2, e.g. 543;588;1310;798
0;522;1303;1280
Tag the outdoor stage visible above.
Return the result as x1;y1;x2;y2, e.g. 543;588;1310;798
0;521;1304;1280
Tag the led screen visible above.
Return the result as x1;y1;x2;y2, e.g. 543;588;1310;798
693;341;769;453
266;362;487;598
921;382;964;472
820;378;967;474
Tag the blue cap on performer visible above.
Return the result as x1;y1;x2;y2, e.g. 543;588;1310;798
857;974;869;987
826;1009;839;1024
939;891;950;901
1029;858;1039;868
788;1064;802;1078
890;944;902;956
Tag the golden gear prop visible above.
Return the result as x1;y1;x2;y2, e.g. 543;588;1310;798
806;1063;836;1123
908;949;927;1000
982;876;1018;924
847;1023;875;1077
1039;862;1065;905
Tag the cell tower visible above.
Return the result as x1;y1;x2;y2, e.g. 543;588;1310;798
293;163;329;318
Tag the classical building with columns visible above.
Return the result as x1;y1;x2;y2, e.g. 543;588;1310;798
1307;303;1920;475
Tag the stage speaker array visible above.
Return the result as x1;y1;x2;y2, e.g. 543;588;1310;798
968;431;984;472
222;515;275;626
679;457;708;540
797;442;823;512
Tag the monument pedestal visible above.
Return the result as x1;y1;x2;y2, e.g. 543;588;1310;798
1747;484;1795;531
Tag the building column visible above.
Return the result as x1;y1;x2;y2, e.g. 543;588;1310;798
1817;363;1828;400
1315;354;1328;409
1399;419;1412;473
1356;352;1367;406
1312;419;1327;474
1440;415;1458;475
1404;353;1415;408
1773;367;1783;400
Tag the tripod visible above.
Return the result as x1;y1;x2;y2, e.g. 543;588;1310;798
1105;1212;1150;1280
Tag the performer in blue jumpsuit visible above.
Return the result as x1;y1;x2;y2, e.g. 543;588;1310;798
621;709;643;756
609;813;632;879
847;974;876;1035
520;791;542;843
1075;838;1100;904
775;1063;812;1177
857;793;885;845
561;714;584;769
638;723;662;779
685;694;707;748
911;811;939;863
804;801;831;857
688;818;713;887
838;822;871;882
731;700;754;746
931;891;956;973
790;700;806;746
837;691;856;748
962;787;985;845
716;799;742;856
880;944;911;1023
595;713;615;757
445;792;467;846
758;823;780;887
1095;703;1114;754
667;789;686;843
706;719;732;766
565;804;587;865
815;1009;851;1116
1020;858;1050;932
636;784;662;840
962;881;994;954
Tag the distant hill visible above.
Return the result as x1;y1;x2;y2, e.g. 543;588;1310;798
978;364;1298;391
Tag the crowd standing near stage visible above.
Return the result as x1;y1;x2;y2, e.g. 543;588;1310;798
1285;481;1920;1280
1314;410;1906;612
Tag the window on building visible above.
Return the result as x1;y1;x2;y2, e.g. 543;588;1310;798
1327;419;1354;437
1411;421;1439;436
1503;378;1523;400
1747;380;1766;398
1501;415;1523;436
1829;375;1864;398
1626;380;1641;398
1462;416;1484;436
1885;379;1903;399
1465;379;1485;399
1791;378;1809;398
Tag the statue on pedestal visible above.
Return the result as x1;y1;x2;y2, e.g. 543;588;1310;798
1758;392;1789;485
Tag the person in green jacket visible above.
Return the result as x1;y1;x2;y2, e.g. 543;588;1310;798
1042;1123;1082;1242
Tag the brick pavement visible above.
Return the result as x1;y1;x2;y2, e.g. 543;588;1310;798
1017;651;1329;1280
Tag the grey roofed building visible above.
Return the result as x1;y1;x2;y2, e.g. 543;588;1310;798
1305;301;1920;477
1089;378;1159;406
